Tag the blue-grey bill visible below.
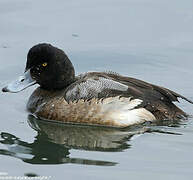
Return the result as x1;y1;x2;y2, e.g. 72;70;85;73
2;69;36;93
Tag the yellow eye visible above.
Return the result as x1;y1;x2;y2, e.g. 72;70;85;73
42;62;47;67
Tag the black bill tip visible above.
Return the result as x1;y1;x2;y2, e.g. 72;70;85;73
2;86;9;92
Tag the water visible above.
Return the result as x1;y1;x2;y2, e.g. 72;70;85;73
0;0;193;179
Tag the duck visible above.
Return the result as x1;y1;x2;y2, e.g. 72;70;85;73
2;43;193;127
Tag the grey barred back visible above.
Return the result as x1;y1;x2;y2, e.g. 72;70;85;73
65;77;128;101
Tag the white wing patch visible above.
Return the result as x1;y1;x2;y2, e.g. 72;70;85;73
66;77;128;101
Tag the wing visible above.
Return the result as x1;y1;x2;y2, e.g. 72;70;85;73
65;71;193;104
106;73;193;104
65;76;129;102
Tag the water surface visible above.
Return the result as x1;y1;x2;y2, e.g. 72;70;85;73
0;0;193;179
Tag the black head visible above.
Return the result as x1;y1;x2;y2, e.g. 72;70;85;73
26;43;75;90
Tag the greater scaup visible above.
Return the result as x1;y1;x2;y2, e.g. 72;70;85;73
2;43;193;127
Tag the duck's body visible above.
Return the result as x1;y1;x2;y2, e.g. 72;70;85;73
2;43;193;127
27;71;191;127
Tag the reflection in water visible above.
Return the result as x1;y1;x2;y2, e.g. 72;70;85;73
0;115;182;166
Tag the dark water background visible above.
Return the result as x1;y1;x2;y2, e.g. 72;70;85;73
0;0;193;179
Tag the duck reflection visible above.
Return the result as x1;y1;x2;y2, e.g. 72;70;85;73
0;115;181;166
0;131;118;166
0;115;144;166
28;115;136;152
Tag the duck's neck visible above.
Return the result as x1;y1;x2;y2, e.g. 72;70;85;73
40;77;76;91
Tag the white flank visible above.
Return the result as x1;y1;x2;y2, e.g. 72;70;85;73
100;97;156;127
